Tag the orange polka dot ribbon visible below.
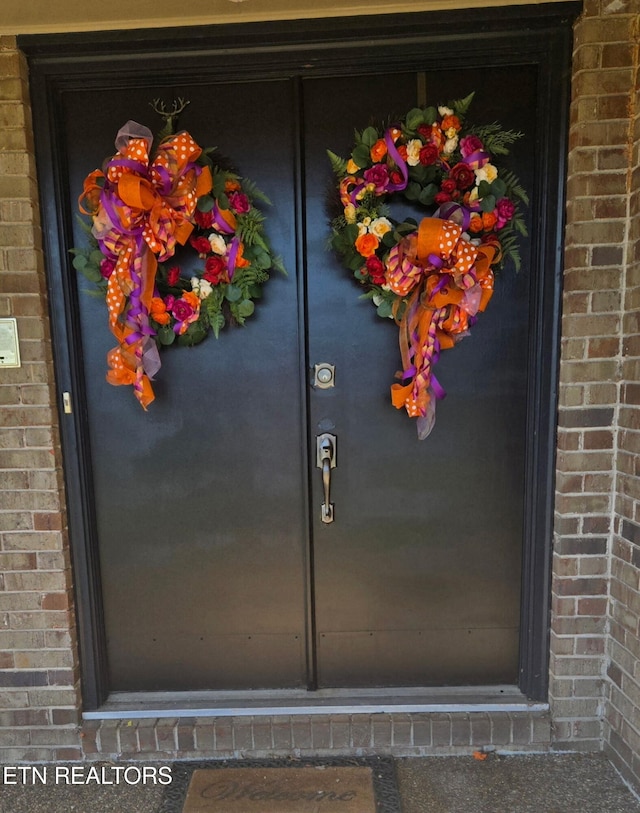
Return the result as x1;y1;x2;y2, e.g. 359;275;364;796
79;121;213;409
388;217;497;437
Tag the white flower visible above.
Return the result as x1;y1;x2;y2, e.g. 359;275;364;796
444;136;459;154
475;164;498;185
370;217;392;238
438;105;454;117
357;216;372;237
209;234;227;255
406;139;422;167
190;277;213;300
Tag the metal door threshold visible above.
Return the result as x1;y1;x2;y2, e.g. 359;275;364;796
84;685;548;720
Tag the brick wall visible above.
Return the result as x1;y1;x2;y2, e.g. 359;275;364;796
548;0;640;775
1;0;640;783
604;0;640;785
0;37;81;759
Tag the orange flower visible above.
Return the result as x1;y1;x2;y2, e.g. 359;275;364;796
481;211;497;231
355;232;380;257
234;242;251;268
388;127;402;142
182;291;201;311
441;114;461;132
224;179;241;193
397;144;408;161
468;216;484;234
370;139;388;162
149;297;171;325
346;159;360;174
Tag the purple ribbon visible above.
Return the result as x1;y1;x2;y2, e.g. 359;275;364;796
227;236;240;281
463;149;490;169
212;203;235;234
384;128;409;192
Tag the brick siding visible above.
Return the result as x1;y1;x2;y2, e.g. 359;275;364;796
0;37;81;760
1;0;640;786
548;0;640;783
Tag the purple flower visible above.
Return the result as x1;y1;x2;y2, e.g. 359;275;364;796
459;135;484;159
363;164;390;193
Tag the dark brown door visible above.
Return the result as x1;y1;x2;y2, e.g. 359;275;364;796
64;64;534;692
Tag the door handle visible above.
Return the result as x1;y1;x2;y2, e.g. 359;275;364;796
316;433;337;524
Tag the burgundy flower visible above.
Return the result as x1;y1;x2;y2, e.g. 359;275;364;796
416;124;433;140
171;298;195;322
228;192;250;214
365;255;386;285
203;255;227;284
419;143;439;166
495;197;516;229
390;169;404;185
440;179;457;196
167;266;181;286
193;209;215;229
459;135;484;159
363;164;390;193
190;236;212;255
99;257;116;279
449;162;476;190
434;191;453;205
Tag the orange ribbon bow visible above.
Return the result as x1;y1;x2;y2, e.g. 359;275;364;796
386;217;497;436
79;122;212;409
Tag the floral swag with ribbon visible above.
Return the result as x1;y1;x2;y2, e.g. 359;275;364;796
74;111;284;409
328;92;529;439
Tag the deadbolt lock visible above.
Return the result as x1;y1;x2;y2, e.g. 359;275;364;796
313;363;335;389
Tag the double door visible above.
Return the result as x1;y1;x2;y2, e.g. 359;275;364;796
63;64;535;693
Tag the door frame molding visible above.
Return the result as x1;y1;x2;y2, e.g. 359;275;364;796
20;2;580;711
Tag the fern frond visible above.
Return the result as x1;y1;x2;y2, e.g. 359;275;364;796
468;123;524;156
327;149;348;176
451;92;475;119
241;177;272;207
501;169;530;206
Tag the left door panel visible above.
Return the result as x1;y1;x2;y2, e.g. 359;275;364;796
64;79;308;691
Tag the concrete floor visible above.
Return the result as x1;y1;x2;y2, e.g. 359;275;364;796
0;754;638;812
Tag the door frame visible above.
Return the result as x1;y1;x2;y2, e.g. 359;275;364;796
20;2;579;711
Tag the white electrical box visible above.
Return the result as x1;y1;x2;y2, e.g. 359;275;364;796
0;318;21;368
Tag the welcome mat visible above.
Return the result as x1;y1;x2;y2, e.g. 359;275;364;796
182;766;375;812
158;757;401;813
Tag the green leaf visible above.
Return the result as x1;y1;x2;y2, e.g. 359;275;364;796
480;194;496;213
248;284;263;299
225;284;242;302
348;254;364;272
361;126;379;148
90;250;104;266
478;180;492;199
423;106;438;125
404;182;421;202
197;195;215;213
376;300;393;318
237;299;255;318
156;325;176;346
491;178;507;198
405;108;425;131
418;183;438;206
72;254;87;271
81;265;103;284
352;144;371;168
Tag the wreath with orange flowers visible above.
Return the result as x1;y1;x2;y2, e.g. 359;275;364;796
328;92;528;438
72;107;284;409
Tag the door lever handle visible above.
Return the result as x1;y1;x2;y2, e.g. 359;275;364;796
316;433;337;524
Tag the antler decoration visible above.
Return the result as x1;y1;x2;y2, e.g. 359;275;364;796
149;97;191;133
